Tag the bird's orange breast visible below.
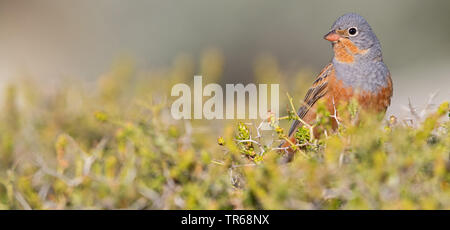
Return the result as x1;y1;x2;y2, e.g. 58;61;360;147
280;66;393;154
324;70;393;129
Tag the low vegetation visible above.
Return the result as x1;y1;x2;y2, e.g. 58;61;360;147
0;55;448;209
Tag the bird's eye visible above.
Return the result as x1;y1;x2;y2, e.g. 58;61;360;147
348;27;358;36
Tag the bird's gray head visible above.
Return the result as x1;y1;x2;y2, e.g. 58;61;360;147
331;13;379;50
325;13;390;93
324;13;382;62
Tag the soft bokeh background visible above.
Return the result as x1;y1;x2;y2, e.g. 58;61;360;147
1;0;449;116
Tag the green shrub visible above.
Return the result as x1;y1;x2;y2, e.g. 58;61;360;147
0;57;448;210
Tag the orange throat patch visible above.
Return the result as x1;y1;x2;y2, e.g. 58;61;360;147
333;38;368;63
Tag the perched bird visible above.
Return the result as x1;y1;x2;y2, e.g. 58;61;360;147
281;13;393;156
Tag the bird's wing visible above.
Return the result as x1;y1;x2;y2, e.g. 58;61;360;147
287;63;333;137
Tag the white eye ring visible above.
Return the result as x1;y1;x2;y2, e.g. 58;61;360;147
348;27;358;36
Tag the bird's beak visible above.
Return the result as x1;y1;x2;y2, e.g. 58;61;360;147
324;30;341;42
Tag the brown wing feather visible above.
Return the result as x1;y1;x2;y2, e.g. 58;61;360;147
287;63;332;137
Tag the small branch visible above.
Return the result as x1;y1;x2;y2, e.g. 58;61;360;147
254;122;262;139
14;192;32;210
286;92;315;141
330;97;341;127
408;97;420;122
211;160;225;166
235;139;266;154
421;91;439;118
286;92;312;129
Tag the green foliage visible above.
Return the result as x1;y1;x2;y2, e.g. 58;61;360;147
224;100;450;209
235;122;257;159
294;126;310;144
0;56;448;210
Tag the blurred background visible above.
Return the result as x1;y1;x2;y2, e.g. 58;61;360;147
0;0;449;116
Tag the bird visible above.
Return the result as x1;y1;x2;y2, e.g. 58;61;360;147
280;13;393;157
